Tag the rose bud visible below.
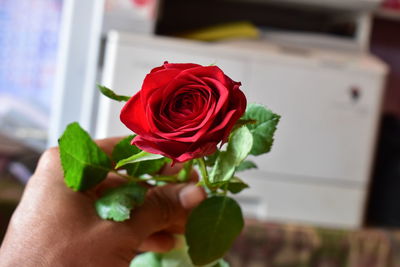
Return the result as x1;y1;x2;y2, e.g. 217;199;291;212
120;62;247;162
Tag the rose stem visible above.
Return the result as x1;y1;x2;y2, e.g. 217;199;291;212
150;175;179;182
222;183;229;196
197;158;216;193
110;170;143;183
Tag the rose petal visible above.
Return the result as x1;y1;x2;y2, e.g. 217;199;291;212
174;142;217;162
120;92;151;136
163;62;202;71
155;85;216;135
133;135;188;158
181;65;234;89
120;62;247;163
141;69;182;98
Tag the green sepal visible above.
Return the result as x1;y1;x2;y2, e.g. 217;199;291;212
98;85;130;102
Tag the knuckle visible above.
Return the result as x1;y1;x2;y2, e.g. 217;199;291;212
32;147;62;177
113;244;137;264
147;186;177;225
39;147;60;163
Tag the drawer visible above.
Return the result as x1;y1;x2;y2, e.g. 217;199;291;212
234;170;366;228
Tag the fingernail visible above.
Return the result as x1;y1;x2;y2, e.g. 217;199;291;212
179;184;205;210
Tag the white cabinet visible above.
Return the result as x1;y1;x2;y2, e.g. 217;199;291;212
246;61;383;184
96;32;387;228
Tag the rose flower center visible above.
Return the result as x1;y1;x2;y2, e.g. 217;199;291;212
175;95;195;114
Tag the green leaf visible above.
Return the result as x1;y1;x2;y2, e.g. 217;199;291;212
160;244;194;267
241;104;280;156
112;135;139;174
232;118;257;132
209;151;235;185
161;249;228;267
111;136;166;176
130;252;161;267
115;151;164;169
249;120;279;155
112;135;140;162
209;127;253;185
98;85;130;102
205;151;220;166
138;236;229;267
58;122;112;191
242;103;277;130
95;183;147;222
213;259;230;267
130;236;231;267
226;126;253;166
186;196;244;265
236;160;257;172
132;158;166;177
227;177;249;194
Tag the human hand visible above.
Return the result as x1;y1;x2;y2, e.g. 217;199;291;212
0;137;205;267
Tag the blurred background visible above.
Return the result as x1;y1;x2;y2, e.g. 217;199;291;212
1;0;400;265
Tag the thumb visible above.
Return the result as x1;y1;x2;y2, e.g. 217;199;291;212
127;183;205;241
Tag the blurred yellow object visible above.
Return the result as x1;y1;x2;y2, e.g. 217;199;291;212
179;21;260;41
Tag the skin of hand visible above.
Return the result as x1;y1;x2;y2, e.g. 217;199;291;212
0;137;205;267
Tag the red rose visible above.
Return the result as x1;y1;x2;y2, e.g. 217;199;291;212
120;62;247;162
